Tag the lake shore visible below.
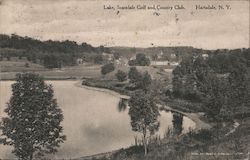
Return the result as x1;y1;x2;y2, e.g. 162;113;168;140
75;80;211;131
74;81;130;99
73;80;212;160
162;105;211;131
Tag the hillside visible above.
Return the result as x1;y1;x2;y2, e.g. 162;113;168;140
0;34;101;68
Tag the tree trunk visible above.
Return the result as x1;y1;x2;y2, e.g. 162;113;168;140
134;135;138;146
143;128;147;155
29;153;33;160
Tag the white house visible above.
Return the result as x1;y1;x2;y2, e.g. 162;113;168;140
202;54;209;59
102;52;114;61
151;60;169;66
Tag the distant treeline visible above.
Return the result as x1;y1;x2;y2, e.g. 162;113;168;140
0;34;110;68
172;48;250;119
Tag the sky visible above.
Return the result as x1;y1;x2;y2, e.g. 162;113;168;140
0;0;249;49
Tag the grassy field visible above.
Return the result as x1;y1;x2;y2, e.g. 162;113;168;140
0;61;172;81
0;61;101;80
0;60;46;72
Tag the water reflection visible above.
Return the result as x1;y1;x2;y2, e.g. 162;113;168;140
172;112;183;136
118;99;186;137
118;98;128;112
0;81;195;159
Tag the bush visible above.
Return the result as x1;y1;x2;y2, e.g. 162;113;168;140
101;63;115;75
128;53;150;66
128;67;141;83
115;70;127;82
94;54;104;64
24;62;29;68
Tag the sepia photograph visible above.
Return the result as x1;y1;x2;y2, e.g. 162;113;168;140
0;0;249;159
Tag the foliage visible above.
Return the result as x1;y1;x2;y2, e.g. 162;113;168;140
128;67;141;84
0;73;66;160
101;63;115;75
24;63;29;68
128;67;152;92
112;146;144;160
115;70;127;82
0;34;99;68
172;49;250;118
128;90;160;155
94;54;104;64
139;72;152;92
128;53;150;66
43;54;62;69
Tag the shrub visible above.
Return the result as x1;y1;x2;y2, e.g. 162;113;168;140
101;63;115;75
115;70;127;82
24;62;29;68
128;53;150;66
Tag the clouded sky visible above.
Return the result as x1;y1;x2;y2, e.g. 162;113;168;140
0;0;249;49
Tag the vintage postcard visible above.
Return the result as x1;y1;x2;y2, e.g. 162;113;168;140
0;0;249;160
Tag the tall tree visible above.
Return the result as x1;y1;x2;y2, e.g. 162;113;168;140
139;72;152;92
0;73;66;160
128;90;160;155
115;70;127;82
128;67;141;84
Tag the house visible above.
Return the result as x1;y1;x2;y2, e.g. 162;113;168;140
169;62;179;66
102;52;114;61
151;60;169;66
115;57;129;66
202;54;209;59
157;51;164;59
170;53;177;59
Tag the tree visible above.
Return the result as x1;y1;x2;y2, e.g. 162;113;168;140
128;90;160;155
101;63;115;76
139;72;152;92
94;54;104;64
43;55;60;69
135;53;150;66
128;67;141;84
24;62;30;68
128;53;150;66
113;52;120;60
0;73;66;160
115;70;127;82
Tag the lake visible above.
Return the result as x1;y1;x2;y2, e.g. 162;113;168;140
0;81;195;159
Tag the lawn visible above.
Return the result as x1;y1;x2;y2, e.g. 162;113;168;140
0;61;171;81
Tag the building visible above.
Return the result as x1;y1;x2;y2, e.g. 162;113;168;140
102;52;114;61
151;60;169;66
202;54;209;59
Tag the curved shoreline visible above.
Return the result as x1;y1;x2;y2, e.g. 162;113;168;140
74;81;211;131
74;80;212;160
162;105;211;131
74;81;130;99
